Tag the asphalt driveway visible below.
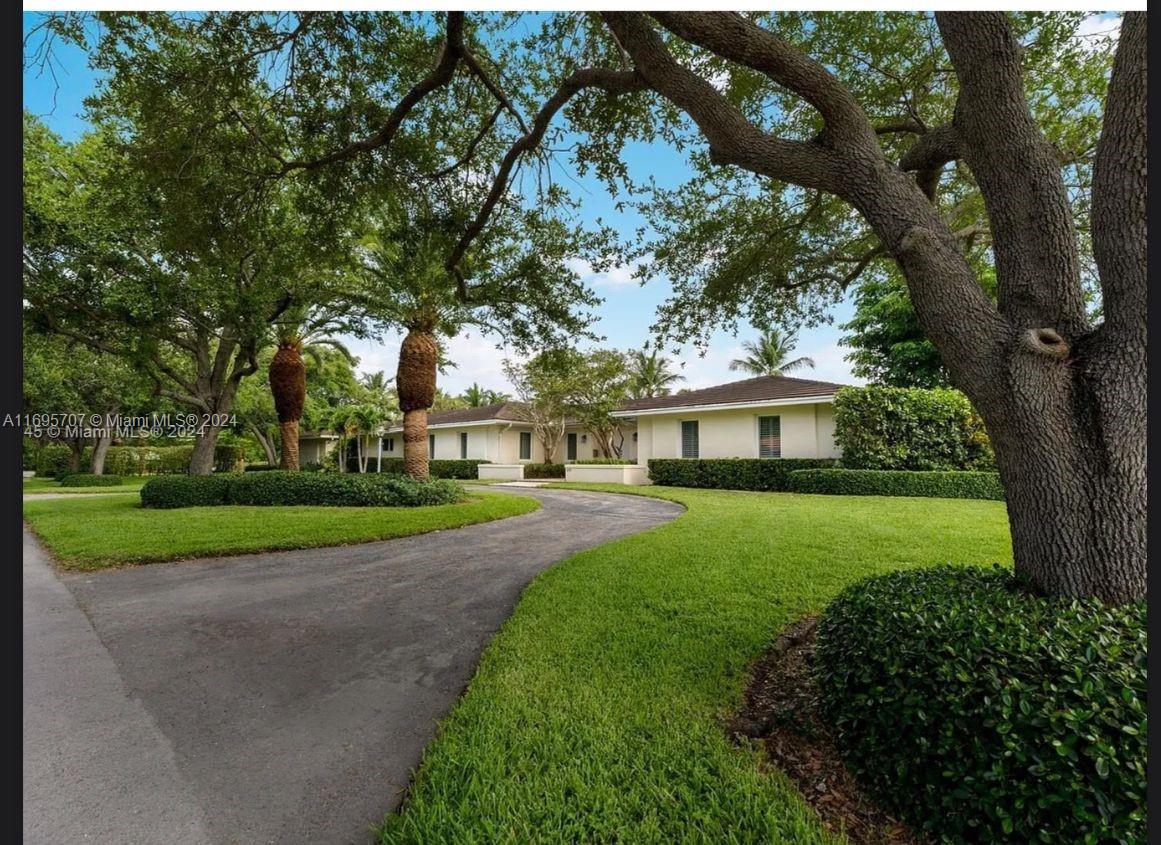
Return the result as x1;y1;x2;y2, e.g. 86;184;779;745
23;487;682;845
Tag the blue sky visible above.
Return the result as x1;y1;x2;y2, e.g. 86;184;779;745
23;11;862;395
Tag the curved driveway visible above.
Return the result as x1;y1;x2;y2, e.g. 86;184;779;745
23;488;681;845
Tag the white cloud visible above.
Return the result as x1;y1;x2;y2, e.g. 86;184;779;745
1074;13;1121;51
567;256;645;288
343;329;520;396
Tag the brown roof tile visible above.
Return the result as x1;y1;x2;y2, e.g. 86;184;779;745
614;374;845;414
424;402;528;425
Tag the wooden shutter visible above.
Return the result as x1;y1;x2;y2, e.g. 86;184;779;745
460;432;468;459
681;420;699;459
759;416;781;458
428;433;435;456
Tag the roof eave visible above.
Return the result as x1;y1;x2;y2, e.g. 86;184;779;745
611;394;836;418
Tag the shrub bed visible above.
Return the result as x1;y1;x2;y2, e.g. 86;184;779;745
370;458;491;479
573;458;633;465
227;471;465;507
647;458;837;492
523;462;566;479
786;468;1003;500
140;475;233;509
814;566;1146;844
59;473;124;487
141;471;465;509
243;463;279;472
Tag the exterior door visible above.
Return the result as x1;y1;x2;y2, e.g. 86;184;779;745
567;433;577;461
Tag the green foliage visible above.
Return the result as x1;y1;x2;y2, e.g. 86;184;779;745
626;348;684;399
140;475;233;509
647;458;837;491
142;471;465;509
573;458;633;465
787;468;1003;500
59;473;123;487
833;385;994;470
815;566;1147;844
523;462;565;479
35;443;75;478
728;329;815;376
227;471;466;507
372;458;491;480
243;464;278;472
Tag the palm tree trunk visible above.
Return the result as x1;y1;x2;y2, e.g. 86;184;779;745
279;420;299;470
269;344;306;472
396;329;439;479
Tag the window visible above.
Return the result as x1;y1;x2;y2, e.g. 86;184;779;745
385;437;395;452
759;415;781;458
519;431;532;460
428;433;435;456
632;432;638;442
567;433;577;461
681;420;699;459
460;432;468;460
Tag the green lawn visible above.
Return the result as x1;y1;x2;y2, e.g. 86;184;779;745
380;485;1012;844
23;476;149;494
23;492;539;570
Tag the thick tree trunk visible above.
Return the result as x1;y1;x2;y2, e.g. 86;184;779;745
90;429;113;475
402;409;429;478
396;329;439;479
279;420;299;470
189;425;223;476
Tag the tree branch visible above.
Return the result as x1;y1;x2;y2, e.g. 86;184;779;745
899;123;961;199
650;12;878;151
445;65;648;291
601;13;847;193
1091;11;1146;341
278;12;465;175
936;12;1088;334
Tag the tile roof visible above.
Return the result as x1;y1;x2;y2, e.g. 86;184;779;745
424;402;529;425
614;374;846;414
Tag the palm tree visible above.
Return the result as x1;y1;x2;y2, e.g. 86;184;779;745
268;306;355;471
349;404;384;473
360;203;472;479
728;329;815;377
627;349;684;398
462;382;511;407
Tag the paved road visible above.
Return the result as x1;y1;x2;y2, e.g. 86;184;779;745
23;488;682;845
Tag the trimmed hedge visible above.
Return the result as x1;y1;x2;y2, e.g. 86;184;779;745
366;458;492;479
141;471;465;509
523;462;566;479
34;443;74;478
647;458;837;492
786;468;1003;500
815;566;1146;844
140;475;233;509
833;385;994;471
59;473;124;487
243;463;279;472
573;458;633;465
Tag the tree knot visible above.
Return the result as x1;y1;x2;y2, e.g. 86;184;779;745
1020;327;1070;359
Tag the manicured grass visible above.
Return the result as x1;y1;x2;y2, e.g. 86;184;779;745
23;476;148;494
23;492;539;570
380;485;1012;843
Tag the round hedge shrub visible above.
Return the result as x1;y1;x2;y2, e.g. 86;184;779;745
225;471;466;507
814;566;1146;844
140;475;232;509
59;473;123;487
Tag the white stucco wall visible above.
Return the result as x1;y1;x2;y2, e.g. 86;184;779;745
384;420;638;464
631;401;840;463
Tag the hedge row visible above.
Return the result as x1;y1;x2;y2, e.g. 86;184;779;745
59;473;124;487
833;385;994;471
141;472;466;509
815;566;1146;843
354;458;491;479
573;458;633;465
647;458;838;492
32;443;246;477
786;468;1004;500
523;462;566;479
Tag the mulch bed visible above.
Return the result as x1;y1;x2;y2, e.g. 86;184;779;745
727;615;923;845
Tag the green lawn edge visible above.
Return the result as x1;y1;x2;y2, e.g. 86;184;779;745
23;491;539;571
378;484;1011;843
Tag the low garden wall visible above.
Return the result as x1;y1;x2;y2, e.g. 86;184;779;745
478;464;524;481
564;464;649;485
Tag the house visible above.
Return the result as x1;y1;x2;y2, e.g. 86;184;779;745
611;374;844;466
382;402;638;464
297;432;341;466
